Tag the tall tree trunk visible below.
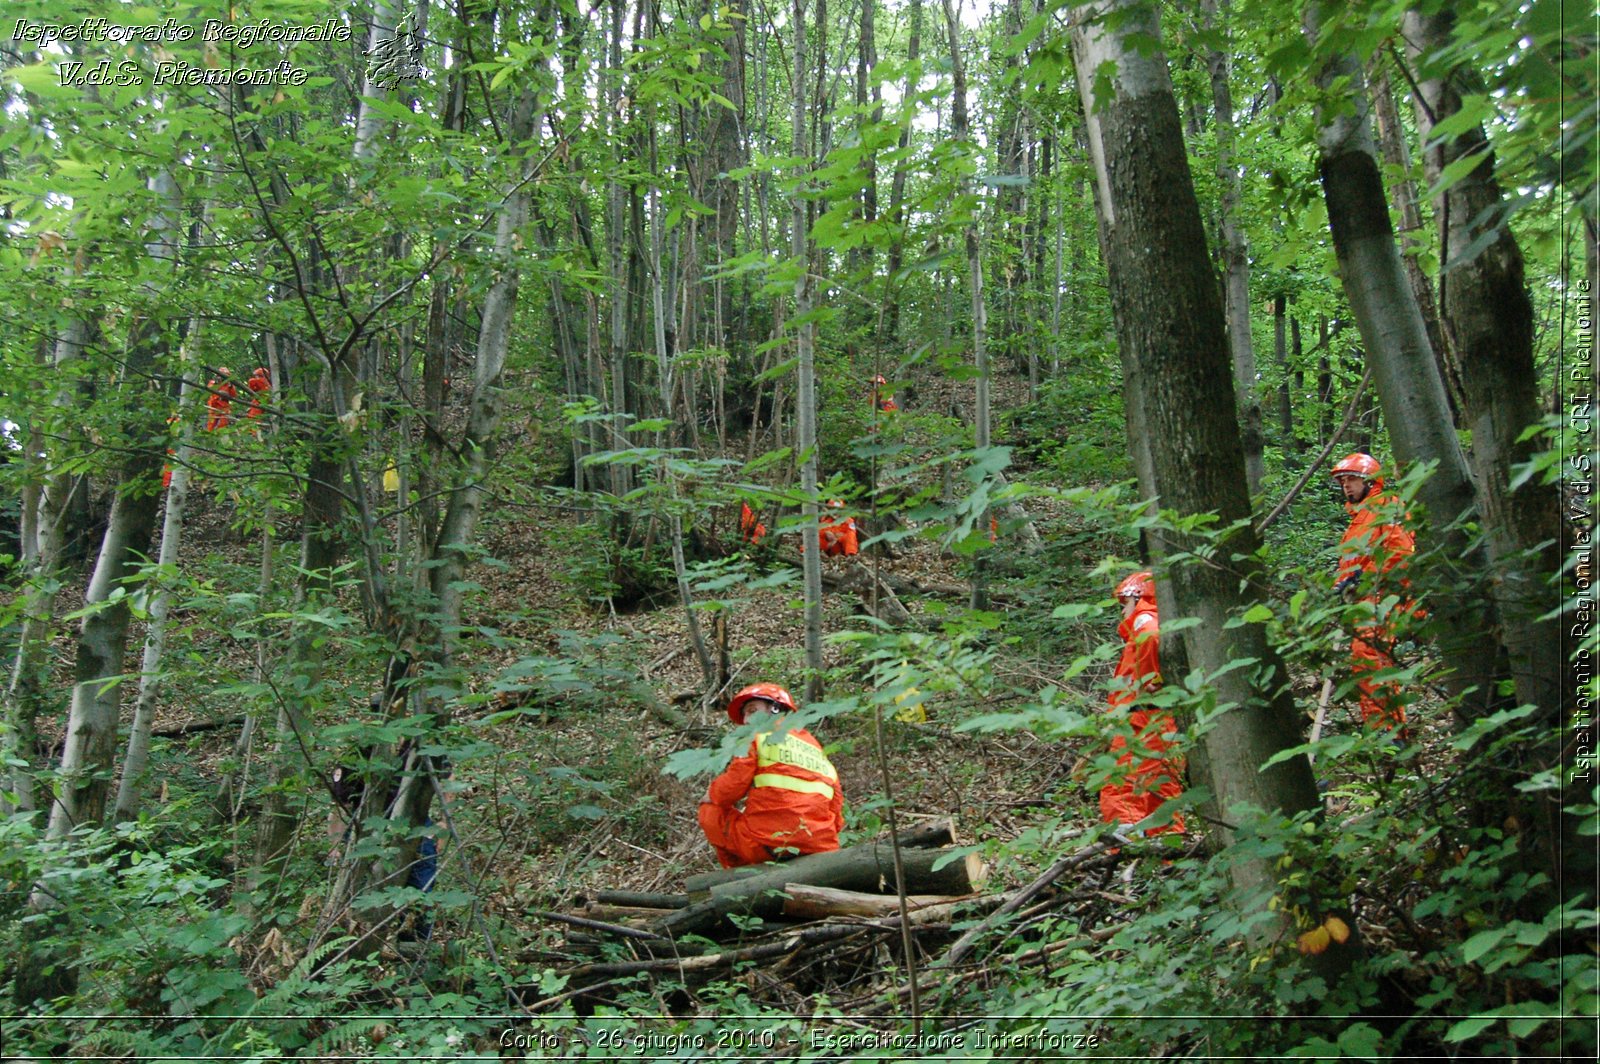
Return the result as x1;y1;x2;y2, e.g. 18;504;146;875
113;318;204;823
1203;0;1264;498
45;169;180;840
1273;294;1295;449
1304;2;1503;719
1369;65;1449;385
791;0;824;700
1071;0;1347;975
941;0;993;611
1404;5;1579;899
883;0;923;341
4;317;90;817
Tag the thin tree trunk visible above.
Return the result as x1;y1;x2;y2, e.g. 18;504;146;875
941;0;992;610
884;0;923;341
113;318;204;823
794;0;825;700
4;317;90;817
45;169;180;840
1203;0;1264;497
1370;64;1450;391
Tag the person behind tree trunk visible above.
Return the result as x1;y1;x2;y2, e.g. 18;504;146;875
1330;453;1419;734
204;367;236;431
871;374;898;414
1099;570;1184;838
245;366;270;425
327;696;446;941
818;499;859;557
698;683;844;869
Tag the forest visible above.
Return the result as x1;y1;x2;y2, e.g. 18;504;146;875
0;0;1595;1058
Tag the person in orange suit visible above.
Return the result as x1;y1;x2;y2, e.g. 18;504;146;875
161;414;180;488
245;366;270;422
872;375;898;414
818;499;859;557
1330;453;1418;733
698;683;844;869
1099;571;1184;839
204;368;236;430
739;501;767;546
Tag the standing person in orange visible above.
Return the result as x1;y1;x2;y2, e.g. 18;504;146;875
1099;571;1184;838
204;368;236;430
245;366;270;423
738;501;767;546
698;683;844;869
818;500;859;558
1330;453;1418;733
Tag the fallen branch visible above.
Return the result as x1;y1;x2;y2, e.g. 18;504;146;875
935;844;1113;969
531;910;666;942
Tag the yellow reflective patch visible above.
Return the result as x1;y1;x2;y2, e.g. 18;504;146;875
755;734;837;780
752;773;835;800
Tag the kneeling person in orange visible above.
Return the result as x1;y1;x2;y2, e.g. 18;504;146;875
698;683;844;869
818;500;859;557
1099;571;1184;837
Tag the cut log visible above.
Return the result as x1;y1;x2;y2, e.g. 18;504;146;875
580;904;676;923
594;889;688;909
779;884;967;921
659;845;987;938
682;818;958;893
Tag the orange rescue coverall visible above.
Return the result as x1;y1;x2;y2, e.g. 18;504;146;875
739;502;767;546
697;727;843;868
245;368;270;420
205;377;237;430
1337;489;1417;731
819;510;859;557
1099;593;1184;835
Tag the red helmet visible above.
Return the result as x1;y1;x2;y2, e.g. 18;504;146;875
827;499;845;509
727;683;797;724
873;375;888;386
1115;571;1155;603
1330;453;1381;481
253;366;268;377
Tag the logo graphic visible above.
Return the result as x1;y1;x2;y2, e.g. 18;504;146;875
364;11;424;88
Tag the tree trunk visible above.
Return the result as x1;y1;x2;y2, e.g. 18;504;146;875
883;0;923;342
793;0;825;700
1071;0;1348;974
1404;5;1579;899
941;0;993;611
113;318;204;823
1304;3;1503;719
1203;0;1264;498
4;317;90;817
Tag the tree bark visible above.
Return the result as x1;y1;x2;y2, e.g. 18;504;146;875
793;0;825;700
113;317;204;823
1071;0;1347;973
1404;5;1579;899
1203;0;1264;498
1304;2;1502;718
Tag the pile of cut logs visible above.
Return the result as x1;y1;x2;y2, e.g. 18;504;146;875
544;819;980;942
517;821;1126;1012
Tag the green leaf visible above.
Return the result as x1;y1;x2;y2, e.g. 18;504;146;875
1461;927;1508;964
1444;1016;1497;1043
